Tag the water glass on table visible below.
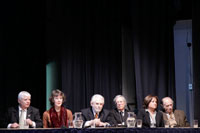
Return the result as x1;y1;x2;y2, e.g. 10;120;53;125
164;120;170;128
193;120;198;128
68;120;73;128
136;119;142;128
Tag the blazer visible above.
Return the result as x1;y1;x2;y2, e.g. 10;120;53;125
4;106;43;128
109;108;129;126
162;109;190;127
137;109;164;128
43;108;73;128
81;107;111;124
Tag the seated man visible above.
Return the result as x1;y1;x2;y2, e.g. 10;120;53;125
4;91;43;128
109;95;129;126
81;94;110;127
161;97;190;127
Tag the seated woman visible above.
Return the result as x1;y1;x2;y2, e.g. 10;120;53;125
137;95;164;128
43;89;73;128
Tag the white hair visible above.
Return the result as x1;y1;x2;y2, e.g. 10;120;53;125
18;91;31;100
162;97;174;105
113;95;127;106
90;94;104;104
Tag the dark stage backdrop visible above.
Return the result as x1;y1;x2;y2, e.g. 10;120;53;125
122;0;176;109
45;0;176;112
45;1;122;111
0;1;46;127
1;0;193;127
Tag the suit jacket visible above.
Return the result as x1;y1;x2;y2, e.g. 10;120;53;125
162;109;190;127
137;109;164;128
109;108;129;126
4;106;43;128
81;107;111;125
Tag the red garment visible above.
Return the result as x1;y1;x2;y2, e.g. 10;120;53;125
49;106;68;128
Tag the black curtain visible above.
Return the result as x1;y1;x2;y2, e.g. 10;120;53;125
0;1;178;127
0;1;46;127
45;1;122;112
193;0;200;121
122;0;176;109
45;0;177;113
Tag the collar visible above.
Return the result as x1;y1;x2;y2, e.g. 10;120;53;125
166;112;174;116
145;109;157;114
92;108;99;116
118;109;125;113
18;106;27;111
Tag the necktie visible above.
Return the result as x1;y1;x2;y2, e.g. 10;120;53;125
95;113;98;119
19;110;26;128
120;112;124;122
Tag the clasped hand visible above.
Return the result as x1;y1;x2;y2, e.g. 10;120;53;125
10;119;33;128
92;119;109;127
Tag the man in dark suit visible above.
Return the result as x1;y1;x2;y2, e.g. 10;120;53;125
109;95;129;126
81;94;110;127
161;97;190;127
4;91;42;128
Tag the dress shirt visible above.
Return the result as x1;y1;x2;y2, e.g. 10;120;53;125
145;109;157;125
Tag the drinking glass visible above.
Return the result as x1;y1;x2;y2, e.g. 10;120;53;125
24;120;29;129
164;120;169;128
136;119;142;128
193;120;198;128
68;120;73;128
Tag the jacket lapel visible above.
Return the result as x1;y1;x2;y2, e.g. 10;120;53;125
15;106;19;122
113;109;121;122
89;108;95;119
27;107;32;119
156;112;160;126
99;110;104;120
145;111;151;126
124;109;129;122
117;111;122;122
174;110;179;125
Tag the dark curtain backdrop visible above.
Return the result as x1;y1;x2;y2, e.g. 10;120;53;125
0;1;46;127
47;0;176;112
0;0;181;127
193;0;200;121
122;0;176;109
45;1;122;112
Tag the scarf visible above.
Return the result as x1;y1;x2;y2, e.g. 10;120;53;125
49;106;68;128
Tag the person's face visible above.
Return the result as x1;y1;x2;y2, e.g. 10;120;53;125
148;97;157;110
53;95;63;107
116;97;126;111
91;98;104;113
18;95;31;110
163;98;173;114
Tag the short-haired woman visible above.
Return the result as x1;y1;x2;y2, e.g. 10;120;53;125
137;95;164;128
43;89;73;128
